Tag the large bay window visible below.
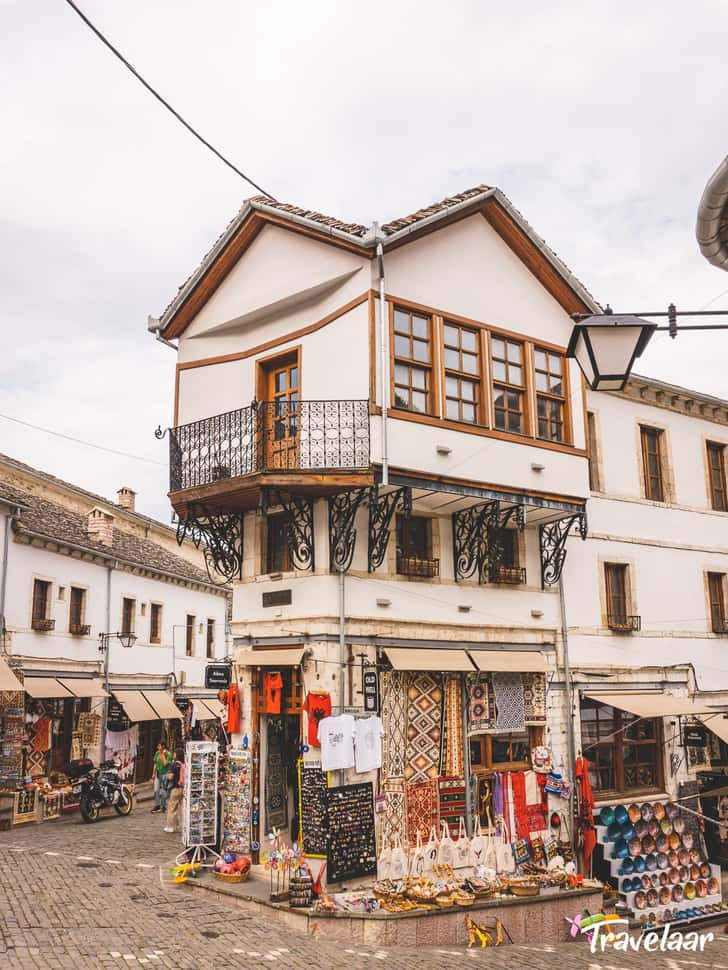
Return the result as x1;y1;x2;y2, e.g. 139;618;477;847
535;348;566;442
491;336;525;434
443;321;481;423
581;698;662;795
392;306;432;414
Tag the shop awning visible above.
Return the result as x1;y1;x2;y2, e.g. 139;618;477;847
0;658;24;692
237;647;305;667
24;677;74;698
699;713;728;746
195;698;225;720
57;678;107;698
143;691;184;720
584;691;719;718
113;690;158;721
384;648;476;671
468;650;547;673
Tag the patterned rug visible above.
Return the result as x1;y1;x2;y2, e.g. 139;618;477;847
439;776;466;830
442;675;464;776
265;720;288;830
468;673;496;732
523;672;547;723
405;673;442;782
377;779;407;852
405;778;440;846
492;672;526;732
381;670;407;781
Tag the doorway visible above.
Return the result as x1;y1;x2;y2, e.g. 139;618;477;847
258;349;300;470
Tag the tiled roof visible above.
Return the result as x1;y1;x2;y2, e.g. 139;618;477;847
380;185;492;235
247;196;370;237
1;480;215;588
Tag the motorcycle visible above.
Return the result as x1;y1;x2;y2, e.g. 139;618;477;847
66;757;134;824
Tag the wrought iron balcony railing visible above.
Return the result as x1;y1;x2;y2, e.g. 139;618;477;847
607;613;641;633
397;555;440;578
31;617;55;632
712;616;728;634
69;622;91;636
489;565;527;585
169;400;370;493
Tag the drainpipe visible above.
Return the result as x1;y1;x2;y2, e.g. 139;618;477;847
338;566;346;786
0;508;18;655
559;577;577;859
376;236;389;486
102;562;116;747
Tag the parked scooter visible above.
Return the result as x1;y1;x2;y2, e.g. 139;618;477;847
66;757;134;823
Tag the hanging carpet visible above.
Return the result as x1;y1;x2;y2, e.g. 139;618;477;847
405;777;440;846
405;672;442;782
265;719;288;830
377;779;407;852
380;670;407;781
468;673;496;732
442;675;464;776
523;672;547;723
492;672;526;732
438;776;466;829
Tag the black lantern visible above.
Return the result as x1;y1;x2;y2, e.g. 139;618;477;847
566;313;657;391
118;631;137;649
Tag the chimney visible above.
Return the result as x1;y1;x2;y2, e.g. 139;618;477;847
117;487;136;513
87;507;115;547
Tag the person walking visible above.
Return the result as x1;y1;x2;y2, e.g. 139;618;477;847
163;747;185;834
150;742;171;814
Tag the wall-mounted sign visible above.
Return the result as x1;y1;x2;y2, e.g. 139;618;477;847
107;697;128;726
175;697;191;713
205;664;232;690
683;725;707;748
363;669;379;714
262;589;292;608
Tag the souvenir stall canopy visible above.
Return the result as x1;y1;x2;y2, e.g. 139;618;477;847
109;689;184;781
583;691;721;718
1;672;105;828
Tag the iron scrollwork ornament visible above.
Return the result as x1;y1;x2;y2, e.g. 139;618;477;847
539;511;587;587
329;489;368;572
487;504;525;582
176;503;244;585
367;485;411;572
266;490;315;571
452;501;499;584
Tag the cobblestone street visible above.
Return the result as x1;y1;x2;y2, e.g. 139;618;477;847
1;805;728;969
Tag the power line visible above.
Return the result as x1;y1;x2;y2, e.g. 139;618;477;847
0;412;165;466
61;0;276;200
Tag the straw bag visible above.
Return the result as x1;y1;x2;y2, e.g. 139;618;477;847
453;817;470;869
437;820;455;867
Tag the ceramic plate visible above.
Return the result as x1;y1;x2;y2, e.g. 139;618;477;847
660;818;673;836
627;803;641;823
634;890;647;910
653;802;666;821
668;832;681;851
615;805;629;825
600;806;616;827
641;803;654;821
672;885;684;902
700;862;711;879
657;852;669;869
665;802;679;820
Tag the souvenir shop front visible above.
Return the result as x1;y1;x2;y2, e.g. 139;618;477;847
0;663;105;828
215;644;605;945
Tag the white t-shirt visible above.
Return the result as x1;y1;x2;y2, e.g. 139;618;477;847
318;714;355;771
354;716;383;774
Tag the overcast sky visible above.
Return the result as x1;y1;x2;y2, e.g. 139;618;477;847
2;0;728;521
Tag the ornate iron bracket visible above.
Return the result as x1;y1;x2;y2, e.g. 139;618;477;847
329;489;368;573
452;501;499;584
367;485;411;572
265;489;315;572
539;511;588;587
176;503;244;585
487;504;526;582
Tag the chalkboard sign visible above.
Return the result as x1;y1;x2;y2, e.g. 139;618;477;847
363;670;379;713
325;782;377;883
205;664;231;690
298;761;329;858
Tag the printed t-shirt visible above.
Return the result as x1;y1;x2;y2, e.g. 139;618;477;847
319;714;356;772
353;715;383;773
263;671;284;714
303;691;332;746
226;684;241;733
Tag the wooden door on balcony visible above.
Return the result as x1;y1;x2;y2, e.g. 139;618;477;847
261;353;300;470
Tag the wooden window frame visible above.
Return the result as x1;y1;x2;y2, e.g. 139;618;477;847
640;426;665;502
121;597;135;637
206;618;215;659
490;333;527;436
185;614;195;657
390;304;435;416
580;698;663;796
470;726;543;772
442;319;483;425
149;602;162;644
587;410;601;491
534;346;567;443
69;586;86;628
605;563;629;625
266;513;292;574
707;442;728;512
708;572;727;634
255;346;302;403
32;579;50;622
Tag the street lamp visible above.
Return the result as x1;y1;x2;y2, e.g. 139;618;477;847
99;631;137;733
567;304;728;391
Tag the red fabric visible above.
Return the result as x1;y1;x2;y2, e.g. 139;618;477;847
511;771;531;840
262;672;283;714
303;692;331;747
575;755;596;872
226;684;241;734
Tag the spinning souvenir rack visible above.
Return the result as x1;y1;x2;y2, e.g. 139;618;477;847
180;740;221;867
596;799;723;927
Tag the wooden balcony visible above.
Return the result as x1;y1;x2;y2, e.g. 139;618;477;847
167;400;372;513
607;614;641;633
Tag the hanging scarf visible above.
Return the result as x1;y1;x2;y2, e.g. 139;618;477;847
575;755;596;873
511;771;531;840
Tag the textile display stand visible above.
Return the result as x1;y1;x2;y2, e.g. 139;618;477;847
178;740;221;867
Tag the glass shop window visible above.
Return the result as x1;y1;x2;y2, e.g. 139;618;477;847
580;698;662;795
